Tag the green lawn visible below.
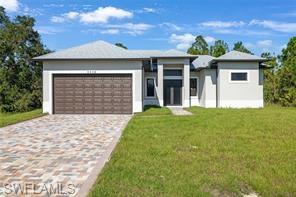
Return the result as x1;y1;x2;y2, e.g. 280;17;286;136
90;106;296;196
135;105;172;116
0;109;44;128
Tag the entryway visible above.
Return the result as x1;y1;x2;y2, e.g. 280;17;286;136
164;79;182;106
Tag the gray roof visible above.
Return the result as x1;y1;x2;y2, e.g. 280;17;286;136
34;40;196;60
191;51;266;70
34;41;145;60
34;41;266;64
131;49;196;58
192;55;215;69
214;51;266;62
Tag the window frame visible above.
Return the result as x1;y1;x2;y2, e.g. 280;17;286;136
145;77;156;98
190;77;198;97
229;70;249;83
163;68;183;80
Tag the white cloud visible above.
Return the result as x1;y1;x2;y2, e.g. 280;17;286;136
245;42;255;49
64;11;79;19
80;6;133;24
51;16;65;23
276;11;296;17
169;33;196;50
51;6;133;24
100;29;120;35
136;7;158;13
169;34;216;50
159;22;182;31
35;26;63;35
204;36;216;43
249;20;296;33
43;4;64;8
280;44;287;50
214;28;272;36
0;0;19;12
201;21;246;28
257;40;272;47
200;19;296;34
51;12;79;23
107;23;153;35
82;23;153;36
142;8;156;13
22;5;43;17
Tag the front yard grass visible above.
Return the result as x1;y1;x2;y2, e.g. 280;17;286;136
0;109;44;128
90;106;296;196
135;105;172;116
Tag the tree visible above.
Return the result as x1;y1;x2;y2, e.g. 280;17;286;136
277;37;296;107
187;35;209;55
261;52;279;104
115;43;127;49
0;7;49;112
210;40;229;57
233;41;252;54
261;37;296;107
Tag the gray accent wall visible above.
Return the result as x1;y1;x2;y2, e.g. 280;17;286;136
190;71;200;106
143;72;159;106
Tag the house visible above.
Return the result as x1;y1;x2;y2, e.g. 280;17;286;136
34;40;268;114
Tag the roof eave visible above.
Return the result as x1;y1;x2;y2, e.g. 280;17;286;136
212;59;267;63
150;56;198;58
32;57;150;61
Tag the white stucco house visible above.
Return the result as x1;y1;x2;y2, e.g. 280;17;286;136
34;40;268;114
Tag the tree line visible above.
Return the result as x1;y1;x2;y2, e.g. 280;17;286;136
0;7;295;113
187;36;296;107
0;7;49;112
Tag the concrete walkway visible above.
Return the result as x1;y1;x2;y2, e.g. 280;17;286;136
168;107;193;116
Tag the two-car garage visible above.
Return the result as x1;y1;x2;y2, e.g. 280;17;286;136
53;74;133;114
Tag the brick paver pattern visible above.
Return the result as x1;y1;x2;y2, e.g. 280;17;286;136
0;115;131;196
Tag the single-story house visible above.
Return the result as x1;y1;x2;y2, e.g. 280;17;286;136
34;40;269;114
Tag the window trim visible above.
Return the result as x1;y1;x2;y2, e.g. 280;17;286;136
229;70;249;83
163;69;183;80
145;77;156;98
190;77;198;97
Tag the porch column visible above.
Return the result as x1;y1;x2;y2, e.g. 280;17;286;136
183;63;190;107
157;64;164;106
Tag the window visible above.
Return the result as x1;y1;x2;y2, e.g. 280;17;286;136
164;69;182;76
231;72;248;81
146;78;155;97
190;78;197;96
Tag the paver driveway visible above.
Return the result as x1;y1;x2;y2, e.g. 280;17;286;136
0;115;131;196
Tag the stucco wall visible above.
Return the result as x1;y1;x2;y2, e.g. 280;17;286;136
217;62;263;108
42;60;143;114
198;69;217;108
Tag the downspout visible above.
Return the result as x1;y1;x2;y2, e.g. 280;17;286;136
216;68;218;108
142;64;145;111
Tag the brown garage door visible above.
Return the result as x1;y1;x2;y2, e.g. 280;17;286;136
53;74;132;114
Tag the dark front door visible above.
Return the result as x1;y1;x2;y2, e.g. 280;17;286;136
164;80;182;106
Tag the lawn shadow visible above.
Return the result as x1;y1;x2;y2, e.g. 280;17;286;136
143;105;162;111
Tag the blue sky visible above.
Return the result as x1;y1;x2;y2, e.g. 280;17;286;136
1;0;296;55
